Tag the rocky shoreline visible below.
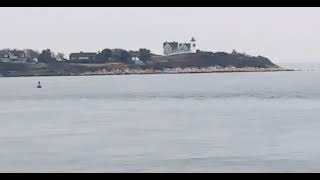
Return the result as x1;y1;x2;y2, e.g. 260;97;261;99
81;66;293;75
0;65;293;77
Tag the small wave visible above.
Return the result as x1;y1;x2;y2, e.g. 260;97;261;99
0;92;315;102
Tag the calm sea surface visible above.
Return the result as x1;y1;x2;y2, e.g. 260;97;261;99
0;63;320;172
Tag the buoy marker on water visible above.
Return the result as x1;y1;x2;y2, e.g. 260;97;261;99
37;81;42;88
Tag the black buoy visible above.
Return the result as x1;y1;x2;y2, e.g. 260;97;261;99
37;81;42;88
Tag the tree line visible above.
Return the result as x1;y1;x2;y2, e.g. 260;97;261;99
23;48;152;64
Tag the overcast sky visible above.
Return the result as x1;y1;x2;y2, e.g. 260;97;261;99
1;7;320;62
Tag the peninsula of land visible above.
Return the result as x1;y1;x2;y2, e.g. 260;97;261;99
0;48;291;77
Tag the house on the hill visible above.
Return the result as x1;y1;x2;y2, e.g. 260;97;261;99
0;51;10;63
163;42;179;55
69;52;97;62
163;37;196;55
0;49;27;63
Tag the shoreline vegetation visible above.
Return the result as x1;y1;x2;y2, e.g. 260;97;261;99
0;63;293;77
0;48;293;77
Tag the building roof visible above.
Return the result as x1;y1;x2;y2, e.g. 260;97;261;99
163;42;179;50
70;52;97;57
179;43;191;49
0;50;25;58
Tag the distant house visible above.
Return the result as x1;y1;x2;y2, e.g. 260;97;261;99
163;37;196;55
0;51;10;63
163;42;179;55
0;49;27;63
131;56;144;65
11;50;27;63
69;52;97;61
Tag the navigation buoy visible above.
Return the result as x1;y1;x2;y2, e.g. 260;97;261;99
37;81;42;88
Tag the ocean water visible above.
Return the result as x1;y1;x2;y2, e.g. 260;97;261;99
0;63;320;172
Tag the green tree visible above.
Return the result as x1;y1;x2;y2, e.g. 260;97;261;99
138;48;151;62
120;50;131;63
37;49;57;63
110;49;132;63
97;48;112;63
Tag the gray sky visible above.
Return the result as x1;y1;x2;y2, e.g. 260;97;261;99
1;7;320;63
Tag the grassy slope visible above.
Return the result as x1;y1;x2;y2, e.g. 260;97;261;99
149;52;278;69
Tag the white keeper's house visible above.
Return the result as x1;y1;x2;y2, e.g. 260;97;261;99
163;37;196;56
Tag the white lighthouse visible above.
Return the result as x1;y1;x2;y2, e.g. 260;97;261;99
190;37;196;53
